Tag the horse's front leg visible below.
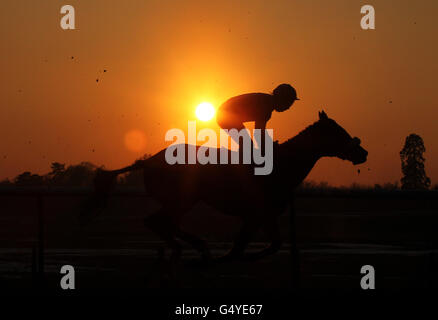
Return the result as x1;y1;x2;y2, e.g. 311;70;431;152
242;218;282;261
215;218;260;263
175;228;212;264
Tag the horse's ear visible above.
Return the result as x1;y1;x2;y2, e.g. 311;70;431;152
319;110;328;120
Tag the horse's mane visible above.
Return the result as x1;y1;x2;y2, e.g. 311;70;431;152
281;120;322;148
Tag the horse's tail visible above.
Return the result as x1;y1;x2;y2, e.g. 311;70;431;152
79;160;147;226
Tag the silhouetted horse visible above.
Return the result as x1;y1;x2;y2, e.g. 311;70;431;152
82;111;367;264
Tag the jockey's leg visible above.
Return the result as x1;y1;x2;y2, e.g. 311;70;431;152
218;121;254;164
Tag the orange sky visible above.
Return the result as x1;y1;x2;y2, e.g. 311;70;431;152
0;0;437;186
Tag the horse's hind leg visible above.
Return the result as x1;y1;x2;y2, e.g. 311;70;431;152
144;211;182;265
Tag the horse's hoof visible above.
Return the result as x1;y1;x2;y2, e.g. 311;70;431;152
241;253;262;262
185;258;212;269
213;255;240;264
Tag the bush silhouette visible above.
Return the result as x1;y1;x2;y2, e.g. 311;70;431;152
14;171;45;186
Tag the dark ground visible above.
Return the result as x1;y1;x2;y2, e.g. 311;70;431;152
0;188;437;293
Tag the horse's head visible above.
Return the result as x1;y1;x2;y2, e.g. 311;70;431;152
315;111;368;165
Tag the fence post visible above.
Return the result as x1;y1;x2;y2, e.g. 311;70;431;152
289;193;300;290
31;244;37;288
37;195;45;288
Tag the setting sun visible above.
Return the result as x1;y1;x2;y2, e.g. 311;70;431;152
195;102;216;121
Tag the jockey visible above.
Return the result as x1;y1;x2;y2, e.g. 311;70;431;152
216;83;299;155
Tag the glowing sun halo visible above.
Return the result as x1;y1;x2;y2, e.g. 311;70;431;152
195;102;215;121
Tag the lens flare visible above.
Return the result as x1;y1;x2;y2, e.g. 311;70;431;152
124;130;146;152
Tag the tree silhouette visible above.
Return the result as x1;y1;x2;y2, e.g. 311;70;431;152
62;162;97;186
48;161;98;186
50;162;66;175
49;162;66;185
119;154;151;186
400;134;431;190
14;171;45;186
0;179;12;186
